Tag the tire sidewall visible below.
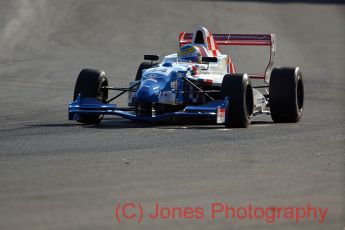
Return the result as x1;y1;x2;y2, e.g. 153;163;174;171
222;74;253;128
73;69;108;124
269;67;304;122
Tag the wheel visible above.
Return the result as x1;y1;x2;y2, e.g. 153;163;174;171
269;67;304;122
135;62;153;81
221;73;254;128
73;69;108;124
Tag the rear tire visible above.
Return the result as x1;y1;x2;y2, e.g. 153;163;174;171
269;67;304;122
73;69;108;124
135;62;153;81
221;74;253;128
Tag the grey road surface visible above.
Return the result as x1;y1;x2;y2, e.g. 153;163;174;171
0;0;344;229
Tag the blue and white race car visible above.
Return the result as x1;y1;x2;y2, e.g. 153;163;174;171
68;27;304;128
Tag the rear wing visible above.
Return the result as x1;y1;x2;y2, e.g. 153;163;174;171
179;33;276;83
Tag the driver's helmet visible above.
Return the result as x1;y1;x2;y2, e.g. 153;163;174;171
177;44;202;63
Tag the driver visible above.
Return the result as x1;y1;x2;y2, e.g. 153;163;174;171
177;44;202;63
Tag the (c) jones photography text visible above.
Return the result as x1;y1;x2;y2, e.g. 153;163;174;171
115;201;328;224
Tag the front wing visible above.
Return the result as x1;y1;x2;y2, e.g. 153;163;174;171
68;95;226;123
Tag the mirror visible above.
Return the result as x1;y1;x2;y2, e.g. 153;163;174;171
202;57;218;63
144;54;159;61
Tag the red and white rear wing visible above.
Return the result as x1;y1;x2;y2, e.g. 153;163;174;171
179;33;276;83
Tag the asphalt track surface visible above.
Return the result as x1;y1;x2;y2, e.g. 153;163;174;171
0;1;344;229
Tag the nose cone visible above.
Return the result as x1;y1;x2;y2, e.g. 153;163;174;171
135;79;163;102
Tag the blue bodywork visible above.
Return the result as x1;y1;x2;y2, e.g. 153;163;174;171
68;62;228;122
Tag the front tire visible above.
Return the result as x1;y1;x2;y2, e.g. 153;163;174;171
73;69;108;124
269;67;304;122
221;74;254;128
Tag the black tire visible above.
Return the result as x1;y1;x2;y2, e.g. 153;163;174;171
135;62;153;81
221;74;254;128
269;67;304;122
73;69;108;124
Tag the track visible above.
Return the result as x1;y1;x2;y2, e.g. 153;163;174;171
0;1;344;229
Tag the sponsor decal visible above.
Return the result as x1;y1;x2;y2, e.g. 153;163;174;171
170;80;178;90
217;106;225;124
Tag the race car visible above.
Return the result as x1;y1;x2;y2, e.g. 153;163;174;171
68;26;304;128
